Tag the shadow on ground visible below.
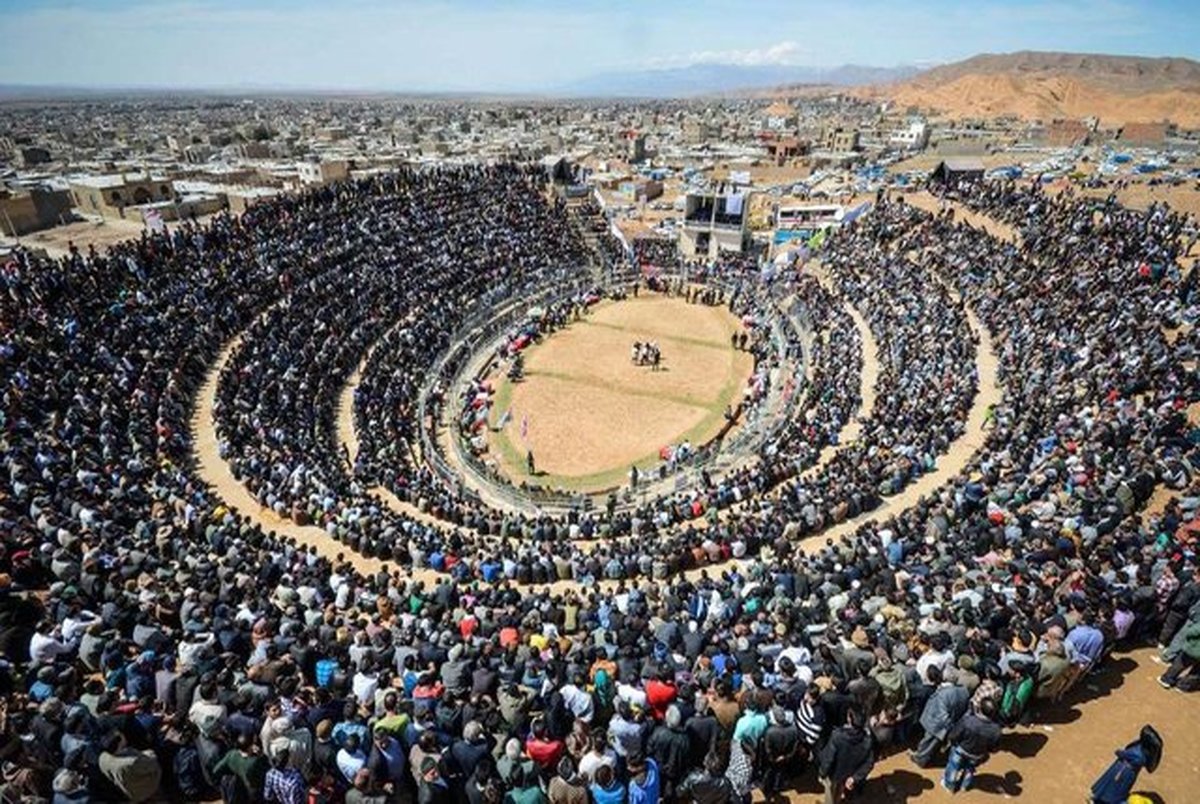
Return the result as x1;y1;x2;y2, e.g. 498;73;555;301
1000;730;1048;759
973;770;1024;796
865;768;936;802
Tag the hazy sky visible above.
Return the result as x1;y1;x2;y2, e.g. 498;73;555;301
1;0;1196;92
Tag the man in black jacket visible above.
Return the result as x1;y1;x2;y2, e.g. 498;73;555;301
818;707;874;804
942;699;1002;793
685;697;721;769
1159;566;1200;647
647;705;691;800
677;751;735;804
761;706;800;796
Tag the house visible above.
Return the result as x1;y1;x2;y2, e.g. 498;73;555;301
69;174;175;220
1040;119;1092;148
226;187;281;214
297;159;350;186
683;120;711;145
762;101;798;132
183;144;215;164
0;186;73;235
14;146;52;168
627;133;647;163
889;121;930;151
618;179;662;203
820;126;860;153
765;136;808;164
236;142;273;159
1119;122;1172;149
930;158;985;185
541;154;573;185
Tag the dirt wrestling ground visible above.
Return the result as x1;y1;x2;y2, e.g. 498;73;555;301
484;294;754;491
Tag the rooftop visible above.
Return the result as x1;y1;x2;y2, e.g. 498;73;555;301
939;157;986;171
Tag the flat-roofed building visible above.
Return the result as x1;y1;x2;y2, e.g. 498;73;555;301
297;159;350;186
1119;121;1172;148
680;191;751;259
0;186;73;236
69;174;174;220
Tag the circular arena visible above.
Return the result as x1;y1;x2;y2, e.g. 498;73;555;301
481;293;755;494
5;164;1200;803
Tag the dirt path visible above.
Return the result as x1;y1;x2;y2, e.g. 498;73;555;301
823;300;879;452
335;348;448;531
193;339;409;578
786;269;879;481
803;306;1002;546
337;356;366;465
904;190;1021;243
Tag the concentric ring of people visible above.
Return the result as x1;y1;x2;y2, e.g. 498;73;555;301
325;204;982;580
3;162;1198;804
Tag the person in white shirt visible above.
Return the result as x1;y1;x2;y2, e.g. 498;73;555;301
578;732;617;782
559;672;594;722
177;630;216;669
61;608;100;643
29;621;75;665
352;662;379;707
336;733;367;784
915;632;956;684
189;683;227;739
776;638;812;673
616;681;647;709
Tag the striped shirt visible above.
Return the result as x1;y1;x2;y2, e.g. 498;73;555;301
797;699;825;746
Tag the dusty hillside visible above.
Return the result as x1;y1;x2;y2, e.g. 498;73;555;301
859;51;1200;126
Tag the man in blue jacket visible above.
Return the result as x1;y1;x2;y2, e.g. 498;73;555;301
912;665;969;767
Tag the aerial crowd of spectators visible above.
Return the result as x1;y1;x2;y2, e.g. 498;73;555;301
1;165;1198;804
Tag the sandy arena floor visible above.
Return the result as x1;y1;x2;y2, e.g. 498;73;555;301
484;295;754;491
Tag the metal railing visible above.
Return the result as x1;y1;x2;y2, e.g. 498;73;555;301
416;275;596;514
412;269;820;516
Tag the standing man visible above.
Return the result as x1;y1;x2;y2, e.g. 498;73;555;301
911;665;969;767
942;699;1002;793
818;707;874;804
263;748;307;804
1159;565;1200;648
526;450;536;476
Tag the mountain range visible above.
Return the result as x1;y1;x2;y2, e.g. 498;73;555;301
562;51;1200;127
5;51;1199;126
856;51;1200;126
560;63;919;98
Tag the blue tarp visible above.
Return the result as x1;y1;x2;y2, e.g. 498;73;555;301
773;228;813;244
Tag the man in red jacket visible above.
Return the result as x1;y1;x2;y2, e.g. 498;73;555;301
645;666;678;721
524;718;565;771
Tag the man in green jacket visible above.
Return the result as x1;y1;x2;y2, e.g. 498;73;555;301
213;733;270;800
1159;605;1200;691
